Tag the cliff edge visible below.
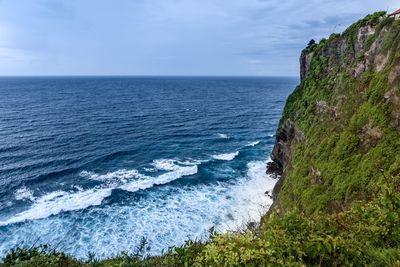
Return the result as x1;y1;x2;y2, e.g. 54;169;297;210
268;11;400;214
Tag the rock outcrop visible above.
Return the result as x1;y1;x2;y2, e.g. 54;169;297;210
268;12;400;214
267;120;299;171
300;51;314;80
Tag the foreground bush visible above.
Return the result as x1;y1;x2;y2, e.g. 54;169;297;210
193;178;400;266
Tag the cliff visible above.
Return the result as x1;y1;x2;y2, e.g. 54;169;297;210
3;12;400;267
269;12;400;214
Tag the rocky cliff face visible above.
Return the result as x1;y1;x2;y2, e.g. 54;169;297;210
269;12;400;214
267;120;304;202
300;51;314;80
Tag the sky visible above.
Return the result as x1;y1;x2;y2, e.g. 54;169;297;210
0;0;398;76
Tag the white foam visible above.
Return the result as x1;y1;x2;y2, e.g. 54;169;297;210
268;133;275;137
73;185;84;191
217;133;229;139
122;160;198;192
1;187;112;226
156;165;198;184
0;158;278;259
2;160;200;226
121;165;198;192
212;151;239;161
224;159;276;228
80;169;144;182
152;159;178;171
14;187;35;202
246;140;261;147
177;158;204;165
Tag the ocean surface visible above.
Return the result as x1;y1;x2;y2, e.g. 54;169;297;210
0;76;297;259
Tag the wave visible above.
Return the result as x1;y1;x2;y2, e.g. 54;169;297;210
152;158;202;171
1;187;113;226
1;159;200;226
14;187;35;202
223;158;276;229
121;164;197;192
212;151;239;161
152;159;179;171
80;169;145;182
245;140;261;147
0;145;26;154
217;133;229;139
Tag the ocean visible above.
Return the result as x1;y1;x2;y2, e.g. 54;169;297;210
0;76;297;259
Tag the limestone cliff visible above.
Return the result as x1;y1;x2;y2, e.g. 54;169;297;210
269;12;400;214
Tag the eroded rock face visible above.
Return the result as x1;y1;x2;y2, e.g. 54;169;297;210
267;120;304;204
355;25;376;54
300;21;392;81
300;51;314;80
267;13;400;216
385;61;400;131
268;14;399;209
384;88;400;131
389;61;400;85
273;22;384;165
267;120;304;176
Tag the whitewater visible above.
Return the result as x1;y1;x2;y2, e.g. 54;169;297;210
0;76;297;259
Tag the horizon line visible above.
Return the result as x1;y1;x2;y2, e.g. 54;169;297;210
0;74;299;78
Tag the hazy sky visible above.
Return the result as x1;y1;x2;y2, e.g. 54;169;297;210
0;0;397;76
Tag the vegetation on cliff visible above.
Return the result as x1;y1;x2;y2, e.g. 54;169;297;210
1;11;400;267
275;11;400;214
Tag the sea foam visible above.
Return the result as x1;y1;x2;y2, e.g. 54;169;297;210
212;151;239;161
80;169;145;182
0;158;277;259
217;133;229;139
152;159;179;171
1;188;113;226
1;159;200;226
121;160;198;192
246;140;261;147
14;187;35;202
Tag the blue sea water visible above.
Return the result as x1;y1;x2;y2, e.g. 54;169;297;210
0;76;297;259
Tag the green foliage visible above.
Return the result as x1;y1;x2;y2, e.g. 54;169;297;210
0;245;82;267
303;39;317;54
277;12;400;214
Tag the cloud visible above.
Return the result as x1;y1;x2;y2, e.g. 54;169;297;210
0;0;396;76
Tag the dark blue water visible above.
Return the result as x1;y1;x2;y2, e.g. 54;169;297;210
0;76;297;259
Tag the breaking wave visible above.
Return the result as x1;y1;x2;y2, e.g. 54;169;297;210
212;151;239;161
217;133;229;139
14;187;35;202
246;140;261;147
0;159;200;226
